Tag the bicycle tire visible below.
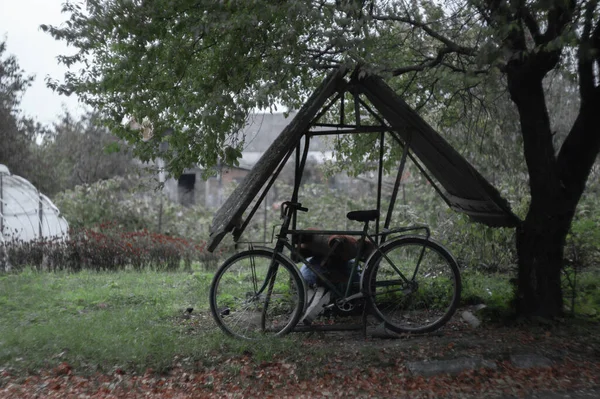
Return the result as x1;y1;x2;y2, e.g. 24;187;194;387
363;236;461;333
209;249;305;339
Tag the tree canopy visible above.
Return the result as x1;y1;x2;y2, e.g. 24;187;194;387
41;1;494;174
44;1;599;172
34;111;137;197
0;40;40;179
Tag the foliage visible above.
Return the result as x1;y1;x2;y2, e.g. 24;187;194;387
54;176;158;232
0;39;44;180
295;182;373;230
43;0;594;176
460;270;515;318
4;222;222;272
53;175;218;242
566;187;600;271
440;213;517;273
40;0;503;176
562;182;600;316
33;111;138;197
571;271;600;319
42;0;335;175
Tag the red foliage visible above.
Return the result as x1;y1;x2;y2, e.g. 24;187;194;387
4;221;223;271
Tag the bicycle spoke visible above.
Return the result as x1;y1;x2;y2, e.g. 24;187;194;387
365;237;460;333
210;250;304;339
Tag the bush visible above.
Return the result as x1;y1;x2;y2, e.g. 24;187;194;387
53;175;216;242
434;212;517;273
53;177;150;232
4;222;225;272
566;196;600;271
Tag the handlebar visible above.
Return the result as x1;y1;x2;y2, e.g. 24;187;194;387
280;201;308;219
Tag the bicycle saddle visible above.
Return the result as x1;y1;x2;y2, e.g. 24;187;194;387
346;210;380;222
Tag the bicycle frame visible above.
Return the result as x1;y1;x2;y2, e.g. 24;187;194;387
256;202;432;308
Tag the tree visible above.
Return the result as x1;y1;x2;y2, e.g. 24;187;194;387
0;40;39;178
467;0;600;318
44;0;600;318
35;111;137;197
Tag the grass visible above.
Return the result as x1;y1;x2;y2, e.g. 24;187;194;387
460;270;515;318
0;267;598;375
0;268;306;374
564;269;600;318
0;268;215;373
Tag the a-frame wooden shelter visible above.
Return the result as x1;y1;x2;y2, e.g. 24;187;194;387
207;66;520;252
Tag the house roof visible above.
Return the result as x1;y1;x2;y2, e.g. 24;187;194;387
242;112;331;152
207;66;520;252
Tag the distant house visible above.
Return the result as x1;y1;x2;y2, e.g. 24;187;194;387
164;150;338;208
239;111;330;152
163;112;334;208
164;152;259;208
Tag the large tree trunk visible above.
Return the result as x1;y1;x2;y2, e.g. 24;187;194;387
507;60;600;318
515;200;573;317
507;65;567;318
480;0;599;319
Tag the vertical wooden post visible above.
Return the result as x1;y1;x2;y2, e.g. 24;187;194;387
38;193;43;238
157;158;165;233
0;174;4;237
0;174;5;272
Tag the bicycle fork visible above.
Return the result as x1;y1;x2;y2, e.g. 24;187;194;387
260;259;280;331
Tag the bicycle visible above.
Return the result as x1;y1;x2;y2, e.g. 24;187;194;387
209;201;461;339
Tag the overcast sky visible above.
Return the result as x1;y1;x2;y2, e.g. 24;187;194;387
0;0;86;125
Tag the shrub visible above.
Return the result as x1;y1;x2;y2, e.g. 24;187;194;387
53;175;220;242
566;196;600;271
434;212;517;273
3;222;224;272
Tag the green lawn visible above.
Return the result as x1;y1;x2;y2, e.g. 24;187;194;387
0;269;217;373
1;267;597;375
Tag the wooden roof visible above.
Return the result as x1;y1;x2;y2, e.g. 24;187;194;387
207;67;520;251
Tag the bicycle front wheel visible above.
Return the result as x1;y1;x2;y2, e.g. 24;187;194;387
364;236;461;333
209;249;305;339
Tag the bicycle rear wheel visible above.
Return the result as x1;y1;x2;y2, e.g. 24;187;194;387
209;249;305;339
364;236;461;333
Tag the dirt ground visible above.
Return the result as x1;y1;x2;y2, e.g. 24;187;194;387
1;308;598;398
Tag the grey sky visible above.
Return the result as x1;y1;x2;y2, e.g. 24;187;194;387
0;0;85;125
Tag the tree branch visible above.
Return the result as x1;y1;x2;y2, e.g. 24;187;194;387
371;14;477;56
556;91;600;200
541;0;576;44
415;77;440;112
476;0;511;28
592;14;600;71
399;71;419;98
440;61;489;74
578;0;598;100
388;47;456;76
594;19;600;49
521;7;542;46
